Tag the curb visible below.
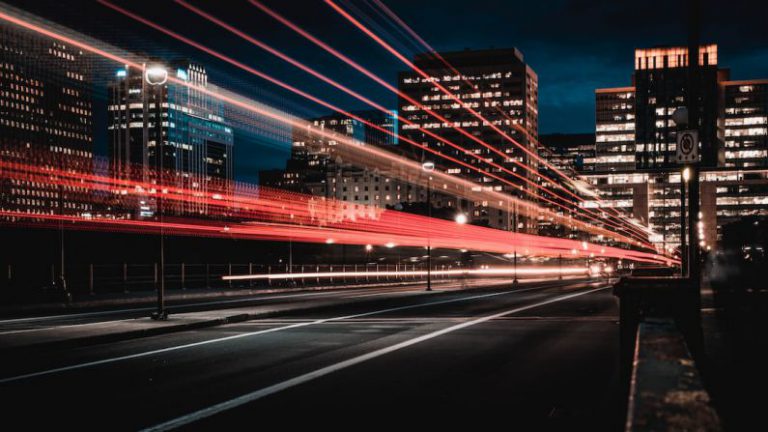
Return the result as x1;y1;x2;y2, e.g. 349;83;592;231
5;288;439;354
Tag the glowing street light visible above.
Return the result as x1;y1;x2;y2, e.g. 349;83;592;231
148;63;169;321
385;242;396;248
454;213;467;225
145;65;168;85
679;165;692;278
682;167;691;182
365;244;373;252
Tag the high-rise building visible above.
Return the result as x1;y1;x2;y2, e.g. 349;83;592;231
261;110;429;211
108;61;234;216
588;44;768;251
264;110;397;191
0;23;94;217
288;110;396;186
595;87;636;172
633;45;727;169
721;80;768;168
539;133;596;174
397;48;538;229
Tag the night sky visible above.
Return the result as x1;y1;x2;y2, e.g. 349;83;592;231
5;0;768;182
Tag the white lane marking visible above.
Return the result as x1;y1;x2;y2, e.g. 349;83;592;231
0;283;568;384
142;286;608;431
0;285;428;325
0;276;550;326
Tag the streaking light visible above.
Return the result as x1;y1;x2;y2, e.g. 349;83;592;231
222;266;590;281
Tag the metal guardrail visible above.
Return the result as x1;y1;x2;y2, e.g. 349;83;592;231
1;262;458;295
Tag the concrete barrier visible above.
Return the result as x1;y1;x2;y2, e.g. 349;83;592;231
626;318;722;432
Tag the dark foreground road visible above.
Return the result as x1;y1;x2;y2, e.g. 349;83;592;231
0;280;621;430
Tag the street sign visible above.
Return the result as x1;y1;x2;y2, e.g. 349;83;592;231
676;129;698;164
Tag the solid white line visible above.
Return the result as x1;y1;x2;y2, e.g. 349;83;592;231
0;276;554;326
0;283;563;384
142;286;608;431
0;285;420;325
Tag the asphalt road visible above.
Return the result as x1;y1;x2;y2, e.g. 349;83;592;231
0;277;515;332
0;279;621;430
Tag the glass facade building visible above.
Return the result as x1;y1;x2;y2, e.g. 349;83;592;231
588;44;768;251
397;48;538;230
595;87;636;172
108;62;233;217
722;80;768;168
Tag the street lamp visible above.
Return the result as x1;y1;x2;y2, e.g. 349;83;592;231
148;64;168;321
454;213;467;225
422;161;434;291
145;65;168;85
679;166;691;277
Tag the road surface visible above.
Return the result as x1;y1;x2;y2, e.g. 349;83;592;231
0;279;621;430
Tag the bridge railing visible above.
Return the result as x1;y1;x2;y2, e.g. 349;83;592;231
1;262;465;297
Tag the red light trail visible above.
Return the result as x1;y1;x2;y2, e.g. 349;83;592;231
101;0;653;248
248;0;654;244
363;0;647;234
0;153;676;267
0;6;670;262
0;207;674;266
323;0;653;240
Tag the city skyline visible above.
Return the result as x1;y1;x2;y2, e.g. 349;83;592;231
1;1;766;430
4;0;768;183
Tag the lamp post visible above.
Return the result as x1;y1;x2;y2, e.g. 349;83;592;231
147;64;169;321
681;167;690;276
513;200;519;287
57;143;69;302
686;0;701;290
422;161;434;291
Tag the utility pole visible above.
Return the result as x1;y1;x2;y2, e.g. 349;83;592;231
687;0;701;290
513;200;519;287
680;168;688;277
147;64;168;321
422;161;434;291
57;147;69;302
426;174;432;291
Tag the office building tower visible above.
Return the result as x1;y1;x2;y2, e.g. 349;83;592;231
0;23;94;217
108;61;234;216
398;48;538;230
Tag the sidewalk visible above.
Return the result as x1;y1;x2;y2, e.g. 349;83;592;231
0;285;436;353
0;277;588;355
0;279;433;317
